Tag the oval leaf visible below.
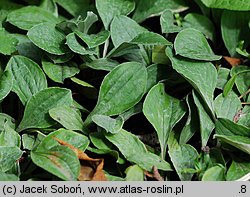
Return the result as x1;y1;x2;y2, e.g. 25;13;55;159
49;106;84;131
7;6;61;30
111;15;147;47
95;62;147;116
92;114;124;134
214;92;242;120
7;55;47;105
0;28;18;55
17;87;73;131
105;129;172;171
166;47;217;114
174;28;221;61
143;83;186;158
27;22;69;55
31;146;80;181
96;0;135;29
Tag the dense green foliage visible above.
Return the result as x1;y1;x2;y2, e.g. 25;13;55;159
0;0;250;181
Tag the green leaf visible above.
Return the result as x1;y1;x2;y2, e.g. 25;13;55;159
174;28;221;61
166;47;217;114
221;10;250;56
42;59;80;83
49;106;84;131
0;0;22;11
7;55;47;105
0;70;13;101
214;134;250;155
169;144;199;181
70;77;95;88
179;95;199;144
12;34;42;62
7;6;61;30
200;0;250;11
55;0;92;17
132;0;188;23
92;114;124;134
125;165;144;181
66;33;96;55
31;145;80;181
37;128;89;151
131;32;172;46
146;64;168;92
0;172;19;181
47;53;74;64
0;28;18;55
215;118;250;137
231;66;250;96
27;22;69;55
75;30;110;48
80;11;98;34
0;124;20;147
222;74;237;97
111;15;147;47
202;164;226;181
183;13;215;41
193;91;215;147
216;67;230;90
22;134;37;150
105;173;124;181
85;58;119;71
160;10;183;34
0;146;22;172
238;113;250;128
40;0;58;17
227;158;250;181
84;62;147;128
143;83;186;158
89;132;124;164
17;87;73;131
214;92;242;120
87;147;125;164
119;102;142;121
96;0;135;29
105;129;172;171
0;113;15;131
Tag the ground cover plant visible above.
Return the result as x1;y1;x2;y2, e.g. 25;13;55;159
0;0;250;181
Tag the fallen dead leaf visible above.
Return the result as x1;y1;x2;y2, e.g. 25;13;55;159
53;137;107;181
223;56;242;67
145;166;164;181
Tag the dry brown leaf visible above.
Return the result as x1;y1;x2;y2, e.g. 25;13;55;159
53;137;107;181
223;56;242;67
145;166;164;181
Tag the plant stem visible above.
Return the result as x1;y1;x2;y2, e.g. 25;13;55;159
239;88;250;99
242;102;250;105
102;39;109;58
